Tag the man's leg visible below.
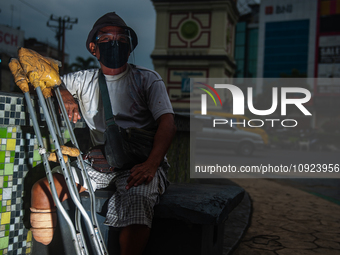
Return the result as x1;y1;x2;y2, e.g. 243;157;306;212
30;173;86;245
105;168;168;255
119;224;150;255
31;173;86;208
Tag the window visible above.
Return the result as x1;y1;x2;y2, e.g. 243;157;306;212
263;20;309;78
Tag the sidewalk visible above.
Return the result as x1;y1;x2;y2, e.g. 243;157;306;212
230;179;340;255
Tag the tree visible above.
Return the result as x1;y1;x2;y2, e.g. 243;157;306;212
68;56;98;72
280;69;307;78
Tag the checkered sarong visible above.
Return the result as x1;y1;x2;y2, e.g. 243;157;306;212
53;160;169;228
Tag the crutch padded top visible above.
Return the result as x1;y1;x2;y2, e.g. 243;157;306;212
8;56;55;98
8;58;30;93
18;47;62;90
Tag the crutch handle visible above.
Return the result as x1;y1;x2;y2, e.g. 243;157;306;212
60;145;81;157
18;47;62;90
47;146;80;163
8;58;30;94
47;152;69;163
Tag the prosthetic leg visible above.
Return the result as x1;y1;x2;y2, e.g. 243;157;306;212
9;49;108;255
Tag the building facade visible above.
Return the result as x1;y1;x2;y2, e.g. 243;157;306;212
313;0;340;129
253;0;340;130
151;0;239;111
0;25;25;92
234;3;259;79
257;0;318;82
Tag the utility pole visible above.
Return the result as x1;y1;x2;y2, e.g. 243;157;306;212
47;15;78;74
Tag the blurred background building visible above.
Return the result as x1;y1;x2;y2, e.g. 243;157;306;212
151;0;239;111
0;25;25;92
234;2;259;80
314;0;340;130
149;0;339;130
0;36;68;92
257;0;317;81
0;0;339;130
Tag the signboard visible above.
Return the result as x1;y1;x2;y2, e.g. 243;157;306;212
318;36;340;79
317;36;340;93
0;25;25;56
181;78;192;92
265;4;293;15
319;45;340;64
168;69;208;84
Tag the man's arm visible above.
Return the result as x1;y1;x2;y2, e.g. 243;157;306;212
126;113;176;189
59;87;81;123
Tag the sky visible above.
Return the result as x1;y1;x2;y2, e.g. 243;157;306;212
0;0;157;69
0;0;258;69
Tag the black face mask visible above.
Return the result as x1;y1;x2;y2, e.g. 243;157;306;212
97;41;130;69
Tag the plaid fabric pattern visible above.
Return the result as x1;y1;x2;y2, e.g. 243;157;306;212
53;161;169;228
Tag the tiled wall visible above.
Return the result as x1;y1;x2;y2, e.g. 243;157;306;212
0;92;84;255
0;90;189;254
0;125;33;255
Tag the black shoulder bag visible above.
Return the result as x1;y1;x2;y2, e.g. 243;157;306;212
98;71;156;170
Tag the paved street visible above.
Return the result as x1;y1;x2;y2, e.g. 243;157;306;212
194;149;340;254
231;178;340;255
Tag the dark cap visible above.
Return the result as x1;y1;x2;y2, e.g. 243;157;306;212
86;12;138;53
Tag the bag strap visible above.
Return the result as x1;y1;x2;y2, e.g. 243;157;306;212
98;70;116;126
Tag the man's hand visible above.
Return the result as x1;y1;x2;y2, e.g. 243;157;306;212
125;113;176;190
59;88;81;123
126;160;159;190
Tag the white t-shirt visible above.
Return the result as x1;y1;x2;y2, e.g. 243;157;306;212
62;64;174;146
